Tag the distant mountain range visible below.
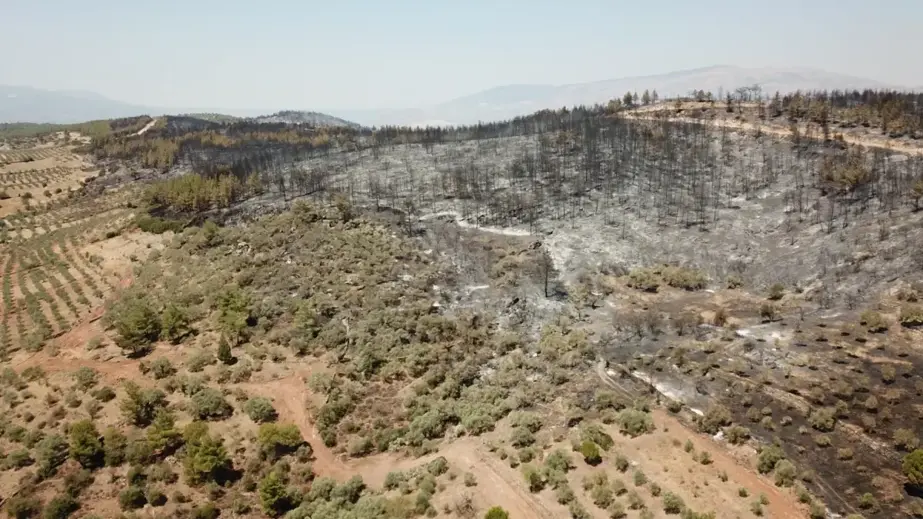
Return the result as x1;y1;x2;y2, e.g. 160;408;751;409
334;65;905;127
1;66;913;127
0;86;357;128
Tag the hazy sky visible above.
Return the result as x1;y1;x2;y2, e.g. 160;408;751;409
2;0;921;111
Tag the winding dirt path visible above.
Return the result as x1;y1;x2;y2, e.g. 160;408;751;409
243;370;556;517
625;109;923;156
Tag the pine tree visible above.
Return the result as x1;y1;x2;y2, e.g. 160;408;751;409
68;419;103;469
217;335;233;365
259;471;292;516
641;90;651;105
652;90;659;103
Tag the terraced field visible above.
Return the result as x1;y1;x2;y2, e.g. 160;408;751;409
0;144;99;217
0;146;71;166
0;138;137;357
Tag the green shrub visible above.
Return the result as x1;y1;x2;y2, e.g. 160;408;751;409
767;284;785;301
724;425;750;445
510;426;535;447
662;492;685;514
91;386;116;402
545;449;573;473
581;423;615;450
258;423;303;460
259;471;293;516
118;486;147;510
590;483;614;508
148;358;176;380
71;367;98;391
895;428;920;452
426;456;449;476
608;501;627;518
160;303;191;343
757;444;785;474
808;407;836;432
217;336;234;364
662;266;707;291
521;464;545;492
773;459;796;487
627;269;660;292
568;501;591;519
190;388;233;420
615;409;653;437
726;275;742;289
120;381;167;426
191;503;220;519
68;419;103;469
107;295;161;356
859;311;888;333
183;429;231;485
484;507;509;519
554;484;575;504
580;441;602;466
759;303;778;322
244;397;278;423
900;305;923;327
808;502;826;519
147;409;182;453
186;351;215;372
42;494;78;519
136;215;185;234
103;427;127;466
36;434;69;478
6;496;42;519
858;492;878;510
903;449;923;487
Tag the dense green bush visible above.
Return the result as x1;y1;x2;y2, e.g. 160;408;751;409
72;367;99;392
136;215;185;234
259;471;293;516
767;284;785;301
36;434;69;478
6;495;43;519
160;303;191;343
42;494;78;519
615;409;653;437
118;486;147;510
68;419;103;469
484;507;510;519
904;449;923;488
580;441;602;466
183;427;231;485
107;295;161;356
859;310;888;333
757;444;786;474
808;407;836;432
244;397;278;423
103;427;127;466
190;388;233;420
120;382;167;426
627;269;660;292
148;358;176;380
258;423;304;460
661;266;707;291
662;492;685;514
900;305;923;327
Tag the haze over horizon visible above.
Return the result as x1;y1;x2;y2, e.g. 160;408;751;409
3;0;923;114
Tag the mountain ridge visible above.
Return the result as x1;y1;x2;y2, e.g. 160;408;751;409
2;65;908;127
